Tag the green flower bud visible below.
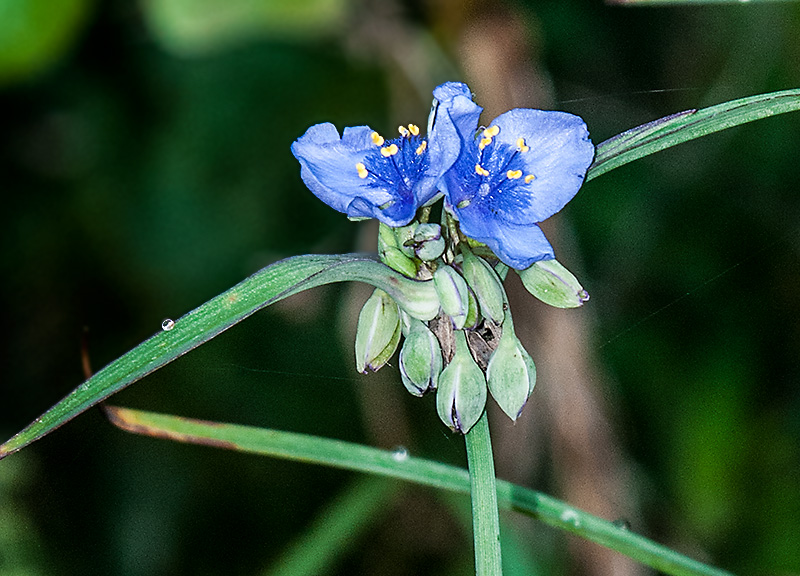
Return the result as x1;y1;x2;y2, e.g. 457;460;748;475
412;223;445;261
436;330;487;434
380;246;418;278
433;264;470;329
486;323;536;421
461;248;507;324
355;289;401;374
517;259;589;308
378;223;418;277
399;318;443;397
393;222;419;257
390;278;440;321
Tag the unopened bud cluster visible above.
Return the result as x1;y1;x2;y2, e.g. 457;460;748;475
356;215;588;434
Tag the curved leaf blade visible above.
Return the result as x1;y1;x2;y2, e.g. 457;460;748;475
106;406;735;576
0;254;438;460
587;88;800;181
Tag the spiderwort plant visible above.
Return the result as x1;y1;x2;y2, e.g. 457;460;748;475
291;81;593;433
292;81;594;576
4;83;796;576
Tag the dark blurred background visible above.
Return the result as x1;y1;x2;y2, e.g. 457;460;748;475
1;1;799;575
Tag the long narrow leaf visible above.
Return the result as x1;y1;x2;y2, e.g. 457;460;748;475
586;88;800;181
0;254;438;460
106;406;735;576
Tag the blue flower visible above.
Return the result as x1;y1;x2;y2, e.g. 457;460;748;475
434;82;595;269
291;109;461;227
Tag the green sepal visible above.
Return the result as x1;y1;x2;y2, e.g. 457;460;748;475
486;323;536;421
433;264;470;329
378;222;418;277
399;318;443;397
461;247;507;324
355;289;401;373
436;331;487;434
517;259;589;308
412;223;445;261
380;246;418;278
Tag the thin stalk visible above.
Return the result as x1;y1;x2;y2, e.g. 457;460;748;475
464;411;503;575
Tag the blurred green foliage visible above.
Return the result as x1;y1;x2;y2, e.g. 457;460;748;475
1;1;799;575
141;0;347;56
0;0;92;85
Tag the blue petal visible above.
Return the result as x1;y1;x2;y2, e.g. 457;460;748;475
292;123;401;219
292;119;458;227
443;110;593;228
488;109;594;224
432;82;483;140
457;211;555;269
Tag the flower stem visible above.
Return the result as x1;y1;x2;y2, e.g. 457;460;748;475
464;410;503;575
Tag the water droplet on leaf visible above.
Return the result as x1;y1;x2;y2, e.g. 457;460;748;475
161;319;175;331
613;518;631;531
560;508;581;528
391;446;409;462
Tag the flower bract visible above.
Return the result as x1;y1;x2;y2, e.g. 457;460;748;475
434;82;595;269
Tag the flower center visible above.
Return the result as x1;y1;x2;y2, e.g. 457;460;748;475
354;124;431;210
451;126;536;214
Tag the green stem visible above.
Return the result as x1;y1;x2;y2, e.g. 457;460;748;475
464;410;503;576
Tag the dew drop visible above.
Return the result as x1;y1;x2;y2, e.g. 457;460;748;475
613;518;632;531
161;319;175;331
391;446;409;462
560;508;581;528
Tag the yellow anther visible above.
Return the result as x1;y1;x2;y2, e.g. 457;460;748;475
516;138;529;153
484;125;500;137
408;124;420;136
381;144;399;157
475;164;490;177
416;141;427;155
371;132;385;146
398;125;409;137
507;169;523;179
478;137;493;150
356;163;369;179
525;174;536;183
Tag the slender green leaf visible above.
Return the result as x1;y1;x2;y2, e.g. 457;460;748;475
106;406;736;576
0;254;438;460
586;88;800;181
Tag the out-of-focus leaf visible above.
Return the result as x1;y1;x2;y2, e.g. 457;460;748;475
105;406;736;576
141;0;348;56
0;254;438;461
0;0;92;85
263;477;398;576
587;88;800;181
